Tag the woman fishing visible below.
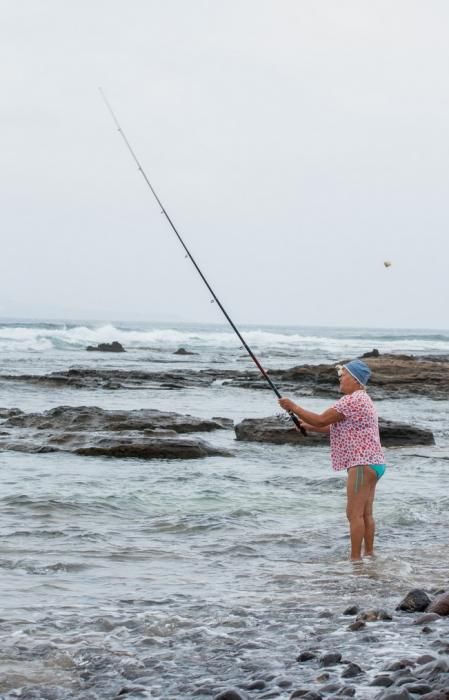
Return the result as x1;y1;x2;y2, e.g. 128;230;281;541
279;359;386;561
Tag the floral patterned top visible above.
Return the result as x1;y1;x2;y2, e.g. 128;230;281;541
329;390;384;471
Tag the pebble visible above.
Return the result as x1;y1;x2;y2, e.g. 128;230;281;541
403;683;433;694
214;690;245;700
348;620;365;631
343;605;359;616
396;589;431;613
417;655;436;665
296;651;316;662
341;662;363;678
318;652;342;667
245;680;266;690
370;675;394;687
428;591;449;616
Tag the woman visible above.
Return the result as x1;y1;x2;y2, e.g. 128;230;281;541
279;359;386;561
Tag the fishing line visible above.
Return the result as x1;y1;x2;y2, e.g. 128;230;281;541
99;88;306;435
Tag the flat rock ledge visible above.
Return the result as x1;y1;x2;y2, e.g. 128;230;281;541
235;415;434;447
0;406;233;459
2;353;449;400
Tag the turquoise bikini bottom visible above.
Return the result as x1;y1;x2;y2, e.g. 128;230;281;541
347;464;386;481
367;464;386;480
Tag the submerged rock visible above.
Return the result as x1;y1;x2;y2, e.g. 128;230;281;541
173;347;198;355
234;416;434;447
0;405;232;460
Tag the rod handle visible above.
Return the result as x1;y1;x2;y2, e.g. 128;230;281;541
289;412;307;436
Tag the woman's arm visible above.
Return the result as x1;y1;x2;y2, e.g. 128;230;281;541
299;421;330;434
279;398;344;429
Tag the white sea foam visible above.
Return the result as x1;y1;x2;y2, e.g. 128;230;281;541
0;322;449;358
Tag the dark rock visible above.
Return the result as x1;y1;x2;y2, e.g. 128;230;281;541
362;349;380;357
296;651;317;662
315;672;330;682
173;347;198;355
0;406;232;459
341;663;363;678
417;655;436;665
86;341;125;352
234;416;433;447
421;626;433;634
428;591;449;616
277;679;292;688
348;620;365;631
385;661;415;672
75;436;229;459
396;589;431;612
259;693;280;699
370;675;394;687
396;675;419;686
214;690;245;700
419;693;449;700
343;605;359;616
289;691;311;699
403;684;432;695
318;652;342;667
336;689;355;697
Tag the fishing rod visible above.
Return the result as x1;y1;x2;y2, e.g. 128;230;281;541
99;88;306;436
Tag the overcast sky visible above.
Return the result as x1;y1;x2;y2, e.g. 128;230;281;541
1;1;449;328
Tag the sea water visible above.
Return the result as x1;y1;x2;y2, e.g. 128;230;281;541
0;320;448;699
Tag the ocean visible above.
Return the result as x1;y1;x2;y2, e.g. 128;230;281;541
0;320;448;699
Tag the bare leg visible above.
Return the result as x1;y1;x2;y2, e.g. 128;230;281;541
363;474;377;556
346;466;377;561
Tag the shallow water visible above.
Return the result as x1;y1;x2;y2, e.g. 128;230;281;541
0;321;448;698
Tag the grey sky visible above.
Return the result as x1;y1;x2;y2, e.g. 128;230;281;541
1;1;448;328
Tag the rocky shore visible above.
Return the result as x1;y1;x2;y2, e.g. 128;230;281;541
0;405;434;459
0;406;233;459
211;589;449;700
1;353;448;399
235;416;435;447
